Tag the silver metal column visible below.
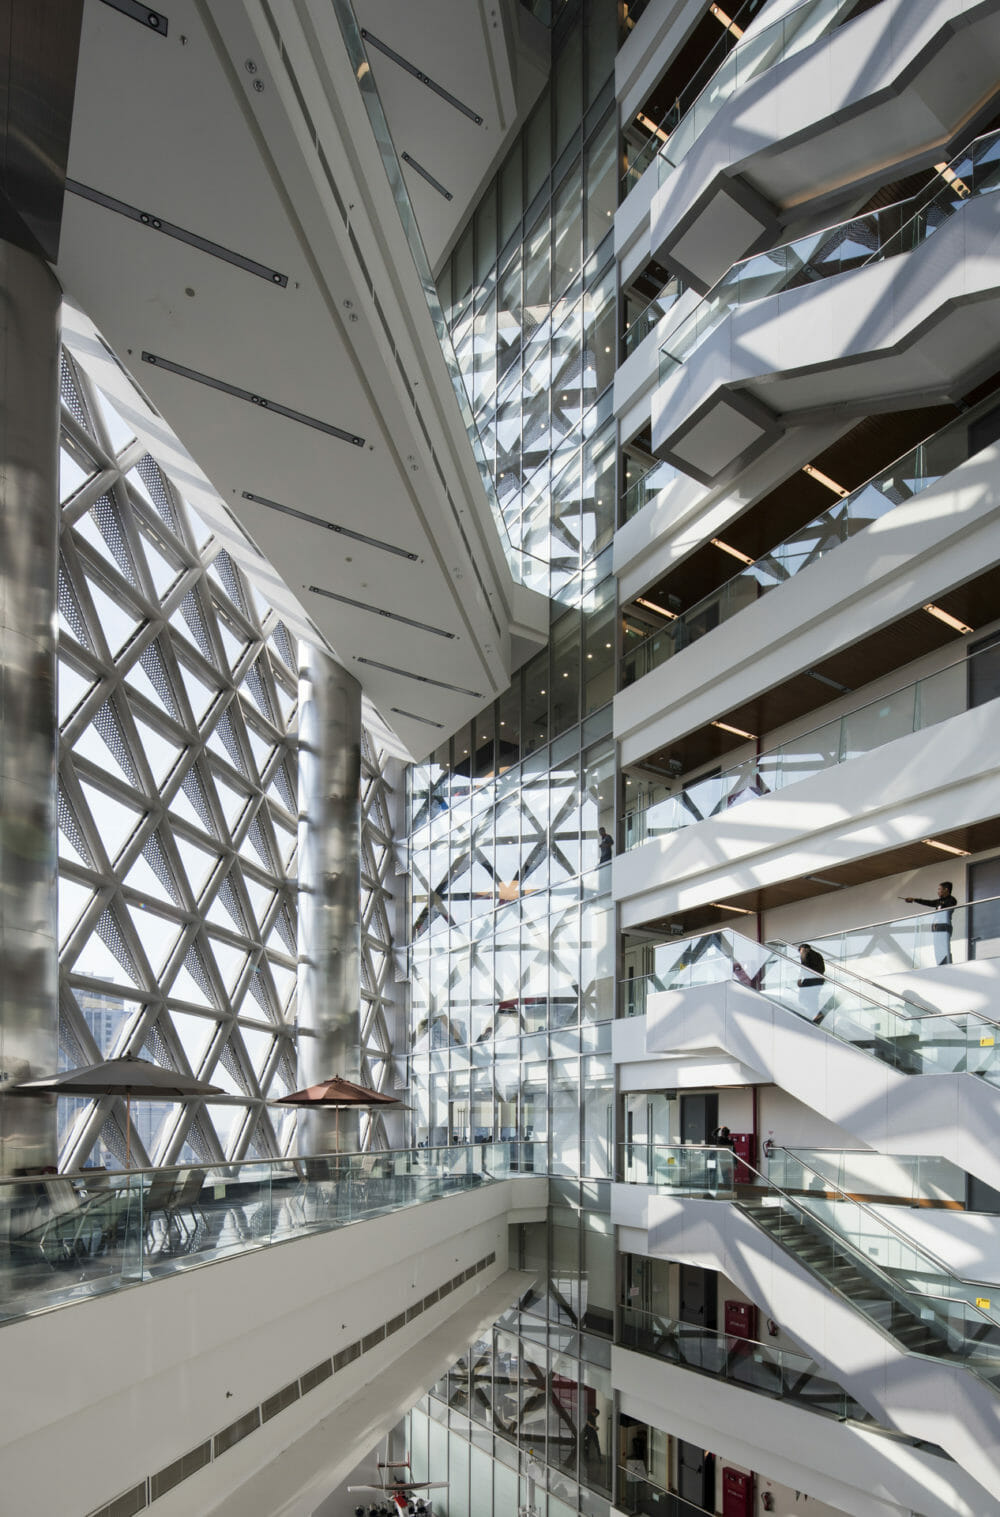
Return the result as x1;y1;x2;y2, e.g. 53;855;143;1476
0;240;61;1172
297;644;362;1153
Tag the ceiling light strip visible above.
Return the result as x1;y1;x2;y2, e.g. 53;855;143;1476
357;656;481;699
98;0;167;34
241;492;416;560
67;181;286;285
359;30;484;124
400;152;453;202
308;585;455;639
391;707;444;728
923;602;973;634
141;354;365;447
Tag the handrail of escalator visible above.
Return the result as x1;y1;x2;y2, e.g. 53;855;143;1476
626;1141;1000;1357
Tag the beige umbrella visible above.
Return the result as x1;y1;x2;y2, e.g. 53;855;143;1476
271;1075;400;1152
8;1054;225;1167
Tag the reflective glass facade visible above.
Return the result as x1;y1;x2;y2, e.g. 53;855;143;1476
402;5;620;1511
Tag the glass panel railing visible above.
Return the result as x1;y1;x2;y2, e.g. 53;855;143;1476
617;928;1000;1084
622;278;684;361
767;1146;968;1207
622;386;1000;686
623;636;996;848
620;458;678;524
619;1305;870;1421
0;1142;540;1326
621;1142;736;1191
655;0;866;192
782;892;1000;977
659;126;1000;380
621;1143;1000;1389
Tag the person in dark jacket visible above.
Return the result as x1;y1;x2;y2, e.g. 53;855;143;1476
903;881;957;965
798;943;825;1022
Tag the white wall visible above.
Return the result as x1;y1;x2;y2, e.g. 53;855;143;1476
0;1178;543;1517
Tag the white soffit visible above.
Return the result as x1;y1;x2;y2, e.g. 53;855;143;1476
56;0;547;762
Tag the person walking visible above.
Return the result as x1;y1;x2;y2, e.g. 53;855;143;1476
598;827;613;865
903;881;958;965
797;944;826;1022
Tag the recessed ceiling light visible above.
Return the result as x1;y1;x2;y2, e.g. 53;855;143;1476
637;596;677;620
635;111;671;144
921;838;971;856
710;538;754;565
924;603;972;634
709;3;743;35
708;901;755;916
802;463;849;498
712;719;757;740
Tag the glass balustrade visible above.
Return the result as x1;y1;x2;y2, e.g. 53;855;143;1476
623;638;994;847
620;458;678;523
620;1142;1000;1388
622;279;684;361
0;1142;543;1326
789;893;1000;977
659;125;1000;381
768;1146;968;1208
620;0;857;199
617;929;1000;1084
655;0;866;191
622;386;1000;686
618;1305;869;1421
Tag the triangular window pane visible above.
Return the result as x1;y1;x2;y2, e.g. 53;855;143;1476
176;659;218;726
240;1025;273;1078
273;680;296;725
204;1102;248;1156
216;618;249;672
77;778;146;860
137;527;184;601
124;850;179;906
86;578;143;658
58;661;95;726
206;935;247;993
130;457;180;536
60;445;93;503
244;724;275;775
132;714;184;786
268;622;296;671
57;801;92;867
170;962;216;1009
268;961;296;1012
205;873;247;933
242;876;275;929
171;1010;217;1075
72;716;137;791
172;769;218;837
72;988;139;1057
124;902;181;973
93;387;136;457
173;835;221;899
58;877;93;945
81;495;141;587
58;564;93;650
210;1038;247;1096
213;773;251;833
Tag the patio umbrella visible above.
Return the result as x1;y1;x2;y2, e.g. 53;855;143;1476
8;1054;225;1167
271;1075;400;1152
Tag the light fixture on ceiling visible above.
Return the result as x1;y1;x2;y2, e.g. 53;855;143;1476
921;838;971;856
636;596;677;619
710;537;755;565
708;901;756;916
635;111;671;144
802;463;849;498
924;602;973;634
709;3;743;36
712;719;757;740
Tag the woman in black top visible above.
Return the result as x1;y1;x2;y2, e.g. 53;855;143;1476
798;943;825;1023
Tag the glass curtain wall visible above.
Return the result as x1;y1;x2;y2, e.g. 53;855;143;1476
56;350;398;1168
403;4;619;1513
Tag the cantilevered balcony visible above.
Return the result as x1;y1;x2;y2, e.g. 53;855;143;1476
650;0;1000;292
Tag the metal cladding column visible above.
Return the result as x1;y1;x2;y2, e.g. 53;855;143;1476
0;243;61;1171
0;0;84;1171
297;644;363;1153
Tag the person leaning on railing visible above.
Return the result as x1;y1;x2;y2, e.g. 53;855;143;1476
902;882;958;965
